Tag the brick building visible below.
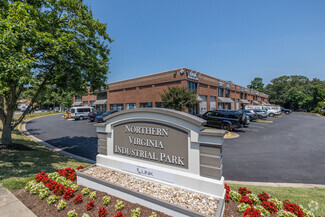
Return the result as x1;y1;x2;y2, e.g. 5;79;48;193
73;68;270;114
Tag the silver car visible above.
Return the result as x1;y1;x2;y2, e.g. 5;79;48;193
250;110;267;119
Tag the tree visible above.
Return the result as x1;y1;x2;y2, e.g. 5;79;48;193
0;0;112;145
160;86;199;111
247;77;264;92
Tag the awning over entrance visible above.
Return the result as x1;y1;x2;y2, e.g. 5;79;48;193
241;99;250;104
196;95;203;102
94;100;107;105
72;102;82;106
261;101;267;105
253;101;260;105
218;97;234;103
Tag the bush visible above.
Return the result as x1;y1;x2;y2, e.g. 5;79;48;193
39;188;50;200
67;210;78;217
261;201;278;214
47;195;59;205
57;199;66;211
89;191;97;200
230;190;241;202
82;188;90;195
238;187;252;196
102;196;111;206
131;207;141;217
63;187;75;200
238;203;251;212
277;210;297;217
283;200;305;217
240;195;253;205
98;206;107;217
115;200;125;211
149;212;157;217
86;200;95;211
247;193;260;205
268;198;284;211
254;205;270;217
74;194;82;204
243;206;263;217
258;192;271;202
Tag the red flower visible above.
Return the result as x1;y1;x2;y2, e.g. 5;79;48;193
238;187;252;196
77;165;84;170
224;183;230;194
74;194;83;204
225;192;230;203
57;167;77;181
45;180;57;191
87;200;95;210
63;187;75;200
35;172;47;182
114;211;124;217
244;206;263;217
240;195;253;205
283;200;305;217
261;201;278;213
98;206;107;217
258;192;271;202
54;184;65;196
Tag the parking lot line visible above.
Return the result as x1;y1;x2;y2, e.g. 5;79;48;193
247;125;265;129
255;119;273;123
241;128;259;132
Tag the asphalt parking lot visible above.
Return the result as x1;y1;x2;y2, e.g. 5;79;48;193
25;112;325;184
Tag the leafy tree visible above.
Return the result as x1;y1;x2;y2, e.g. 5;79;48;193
0;0;112;145
160;86;199;111
247;77;264;92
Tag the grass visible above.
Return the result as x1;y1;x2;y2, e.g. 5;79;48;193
0;111;91;190
228;183;325;216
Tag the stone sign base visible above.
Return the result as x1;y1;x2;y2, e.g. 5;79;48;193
77;165;225;217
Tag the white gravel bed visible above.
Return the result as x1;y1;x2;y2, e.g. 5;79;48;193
82;166;219;216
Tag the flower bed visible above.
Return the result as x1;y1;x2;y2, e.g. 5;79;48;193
15;166;170;217
223;184;317;217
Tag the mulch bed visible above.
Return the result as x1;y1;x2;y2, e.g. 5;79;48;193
15;185;171;217
0;143;34;151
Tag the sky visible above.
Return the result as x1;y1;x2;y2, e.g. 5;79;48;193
84;0;325;87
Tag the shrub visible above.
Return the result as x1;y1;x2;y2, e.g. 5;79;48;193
70;184;79;191
131;208;141;217
268;198;284;210
243;206;263;217
74;194;83;204
300;205;315;217
86;200;95;211
82;188;90;195
247;193;260;205
277;210;297;217
48;172;60;180
98;206;107;217
25;180;37;192
254;205;270;217
63;180;73;188
54;184;65;196
57;199;66;211
225;183;230;193
238;203;251;212
115;200;125;211
90;191;97;200
77;165;84;170
47;195;59;205
102;196;111;206
261;201;278;214
67;210;78;217
283;200;305;217
258;192;271;202
149;212;157;217
240;195;253;205
229;190;241;202
64;187;75;200
238;187;252;196
114;211;124;217
39;189;50;200
225;192;230;203
82;214;90;217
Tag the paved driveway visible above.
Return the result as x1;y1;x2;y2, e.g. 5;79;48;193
25;113;325;184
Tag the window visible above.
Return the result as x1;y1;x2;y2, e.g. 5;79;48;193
225;89;230;98
71;109;75;113
218;88;224;97
83;101;88;106
97;92;107;100
140;102;153;108
110;104;124;111
155;102;164;108
218;102;224;109
240;93;243;99
188;105;197;115
75;96;82;102
90;101;95;106
188;82;197;92
126;103;136;109
244;94;247;99
97;104;107;112
77;108;91;113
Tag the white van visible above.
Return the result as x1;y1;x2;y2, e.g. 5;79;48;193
70;106;95;120
245;105;281;117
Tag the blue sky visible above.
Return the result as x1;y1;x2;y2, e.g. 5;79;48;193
85;0;325;87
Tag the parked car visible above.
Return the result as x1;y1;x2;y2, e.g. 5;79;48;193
240;109;258;121
281;107;292;114
250;109;268;119
88;111;104;122
197;110;244;131
95;110;118;123
70;106;95;120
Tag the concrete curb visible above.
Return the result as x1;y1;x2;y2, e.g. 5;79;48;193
224;132;240;139
19;116;95;164
226;180;325;188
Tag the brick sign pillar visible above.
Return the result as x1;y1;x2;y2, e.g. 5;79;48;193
95;108;226;199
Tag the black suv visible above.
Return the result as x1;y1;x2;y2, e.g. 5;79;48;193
198;110;243;131
281;107;292;114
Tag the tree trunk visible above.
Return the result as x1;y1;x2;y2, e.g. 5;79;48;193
1;121;12;145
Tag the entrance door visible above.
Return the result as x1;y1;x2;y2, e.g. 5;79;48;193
199;95;207;114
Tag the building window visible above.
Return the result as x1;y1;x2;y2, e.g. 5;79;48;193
83;101;88;106
97;92;107;100
75;96;82;102
97;104;107;112
188;105;197;115
218;102;224;109
244;93;247;99
110;104;124;111
218;88;224;97
225;89;230;98
126;103;136;109
155;102;164;108
140;102;153;108
90;101;95;106
240;93;243;99
188;82;197;93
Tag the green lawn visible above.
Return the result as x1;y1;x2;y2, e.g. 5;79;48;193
228;183;325;216
0;112;91;190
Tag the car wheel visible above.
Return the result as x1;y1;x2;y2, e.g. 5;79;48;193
285;111;289;115
80;116;84;120
269;113;274;117
221;123;231;131
258;115;262;119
